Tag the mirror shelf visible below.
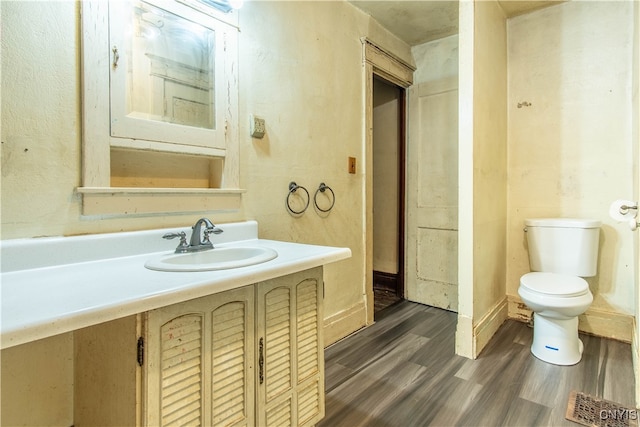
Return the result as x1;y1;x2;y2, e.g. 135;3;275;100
76;187;245;216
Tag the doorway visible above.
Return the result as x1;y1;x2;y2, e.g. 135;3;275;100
361;38;415;326
372;76;405;316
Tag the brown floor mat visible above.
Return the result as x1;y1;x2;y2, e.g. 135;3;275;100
566;390;637;427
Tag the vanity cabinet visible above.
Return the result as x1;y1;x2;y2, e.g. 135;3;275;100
74;267;324;427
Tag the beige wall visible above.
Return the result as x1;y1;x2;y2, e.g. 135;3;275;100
472;0;508;321
457;0;508;358
0;2;244;239
412;34;458;84
506;2;635;321
238;0;411;342
457;0;474;358
1;1;412;424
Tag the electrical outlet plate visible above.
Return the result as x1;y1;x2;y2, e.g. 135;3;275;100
250;115;266;138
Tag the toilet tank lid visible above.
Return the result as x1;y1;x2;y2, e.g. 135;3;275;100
524;218;601;228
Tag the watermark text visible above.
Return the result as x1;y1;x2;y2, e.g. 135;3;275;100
599;408;638;421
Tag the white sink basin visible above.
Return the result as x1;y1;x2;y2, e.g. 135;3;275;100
145;246;278;272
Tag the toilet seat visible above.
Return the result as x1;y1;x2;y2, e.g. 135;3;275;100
520;272;589;297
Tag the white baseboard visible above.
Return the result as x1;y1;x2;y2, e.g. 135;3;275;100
507;294;633;343
455;298;508;360
455;314;474;359
323;300;367;347
473;297;508;357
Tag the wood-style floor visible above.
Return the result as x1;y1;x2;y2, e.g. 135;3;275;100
320;300;635;427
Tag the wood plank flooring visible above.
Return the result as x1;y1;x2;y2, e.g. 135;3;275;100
320;300;635;427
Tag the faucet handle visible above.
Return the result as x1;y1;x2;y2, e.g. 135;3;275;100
208;226;224;235
163;231;186;240
203;226;223;243
163;231;189;253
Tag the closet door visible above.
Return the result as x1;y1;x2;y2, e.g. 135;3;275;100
406;75;459;311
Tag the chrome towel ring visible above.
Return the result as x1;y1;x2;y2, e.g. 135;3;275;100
314;182;335;213
286;182;309;215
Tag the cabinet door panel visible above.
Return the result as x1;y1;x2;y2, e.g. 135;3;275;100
146;287;254;427
295;279;324;425
264;286;293;401
297;379;322;426
296;279;320;383
211;299;254;427
256;268;324;427
265;397;292;427
147;312;206;427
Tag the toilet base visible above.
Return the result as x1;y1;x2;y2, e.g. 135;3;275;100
530;313;584;365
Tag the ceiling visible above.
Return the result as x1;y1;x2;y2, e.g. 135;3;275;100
348;1;564;46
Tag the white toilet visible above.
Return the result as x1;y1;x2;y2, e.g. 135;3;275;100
517;218;601;365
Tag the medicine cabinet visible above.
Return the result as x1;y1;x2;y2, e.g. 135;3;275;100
78;0;242;216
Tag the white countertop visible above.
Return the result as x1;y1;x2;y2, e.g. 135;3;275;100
1;221;351;350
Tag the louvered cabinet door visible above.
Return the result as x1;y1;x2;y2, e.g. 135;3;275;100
144;287;254;427
145;299;209;427
210;287;255;427
255;267;324;427
294;275;324;427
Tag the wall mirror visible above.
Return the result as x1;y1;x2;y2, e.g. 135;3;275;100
110;0;224;150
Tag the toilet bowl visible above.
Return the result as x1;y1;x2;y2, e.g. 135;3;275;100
518;272;593;365
517;218;600;366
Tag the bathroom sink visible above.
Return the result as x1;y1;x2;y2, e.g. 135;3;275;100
145;246;278;272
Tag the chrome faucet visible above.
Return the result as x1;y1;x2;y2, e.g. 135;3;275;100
189;217;223;251
163;218;224;253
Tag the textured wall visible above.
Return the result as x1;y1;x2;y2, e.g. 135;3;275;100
456;0;508;358
237;0;411;341
507;1;635;316
471;0;508;321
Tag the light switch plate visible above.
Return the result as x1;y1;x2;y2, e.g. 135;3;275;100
348;157;356;174
250;115;266;138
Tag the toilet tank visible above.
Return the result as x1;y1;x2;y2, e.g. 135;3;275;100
525;218;601;277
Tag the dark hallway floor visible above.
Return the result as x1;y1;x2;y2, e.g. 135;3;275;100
373;288;402;316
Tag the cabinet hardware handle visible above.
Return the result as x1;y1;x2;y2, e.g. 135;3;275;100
112;46;119;69
137;337;144;367
259;337;264;384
